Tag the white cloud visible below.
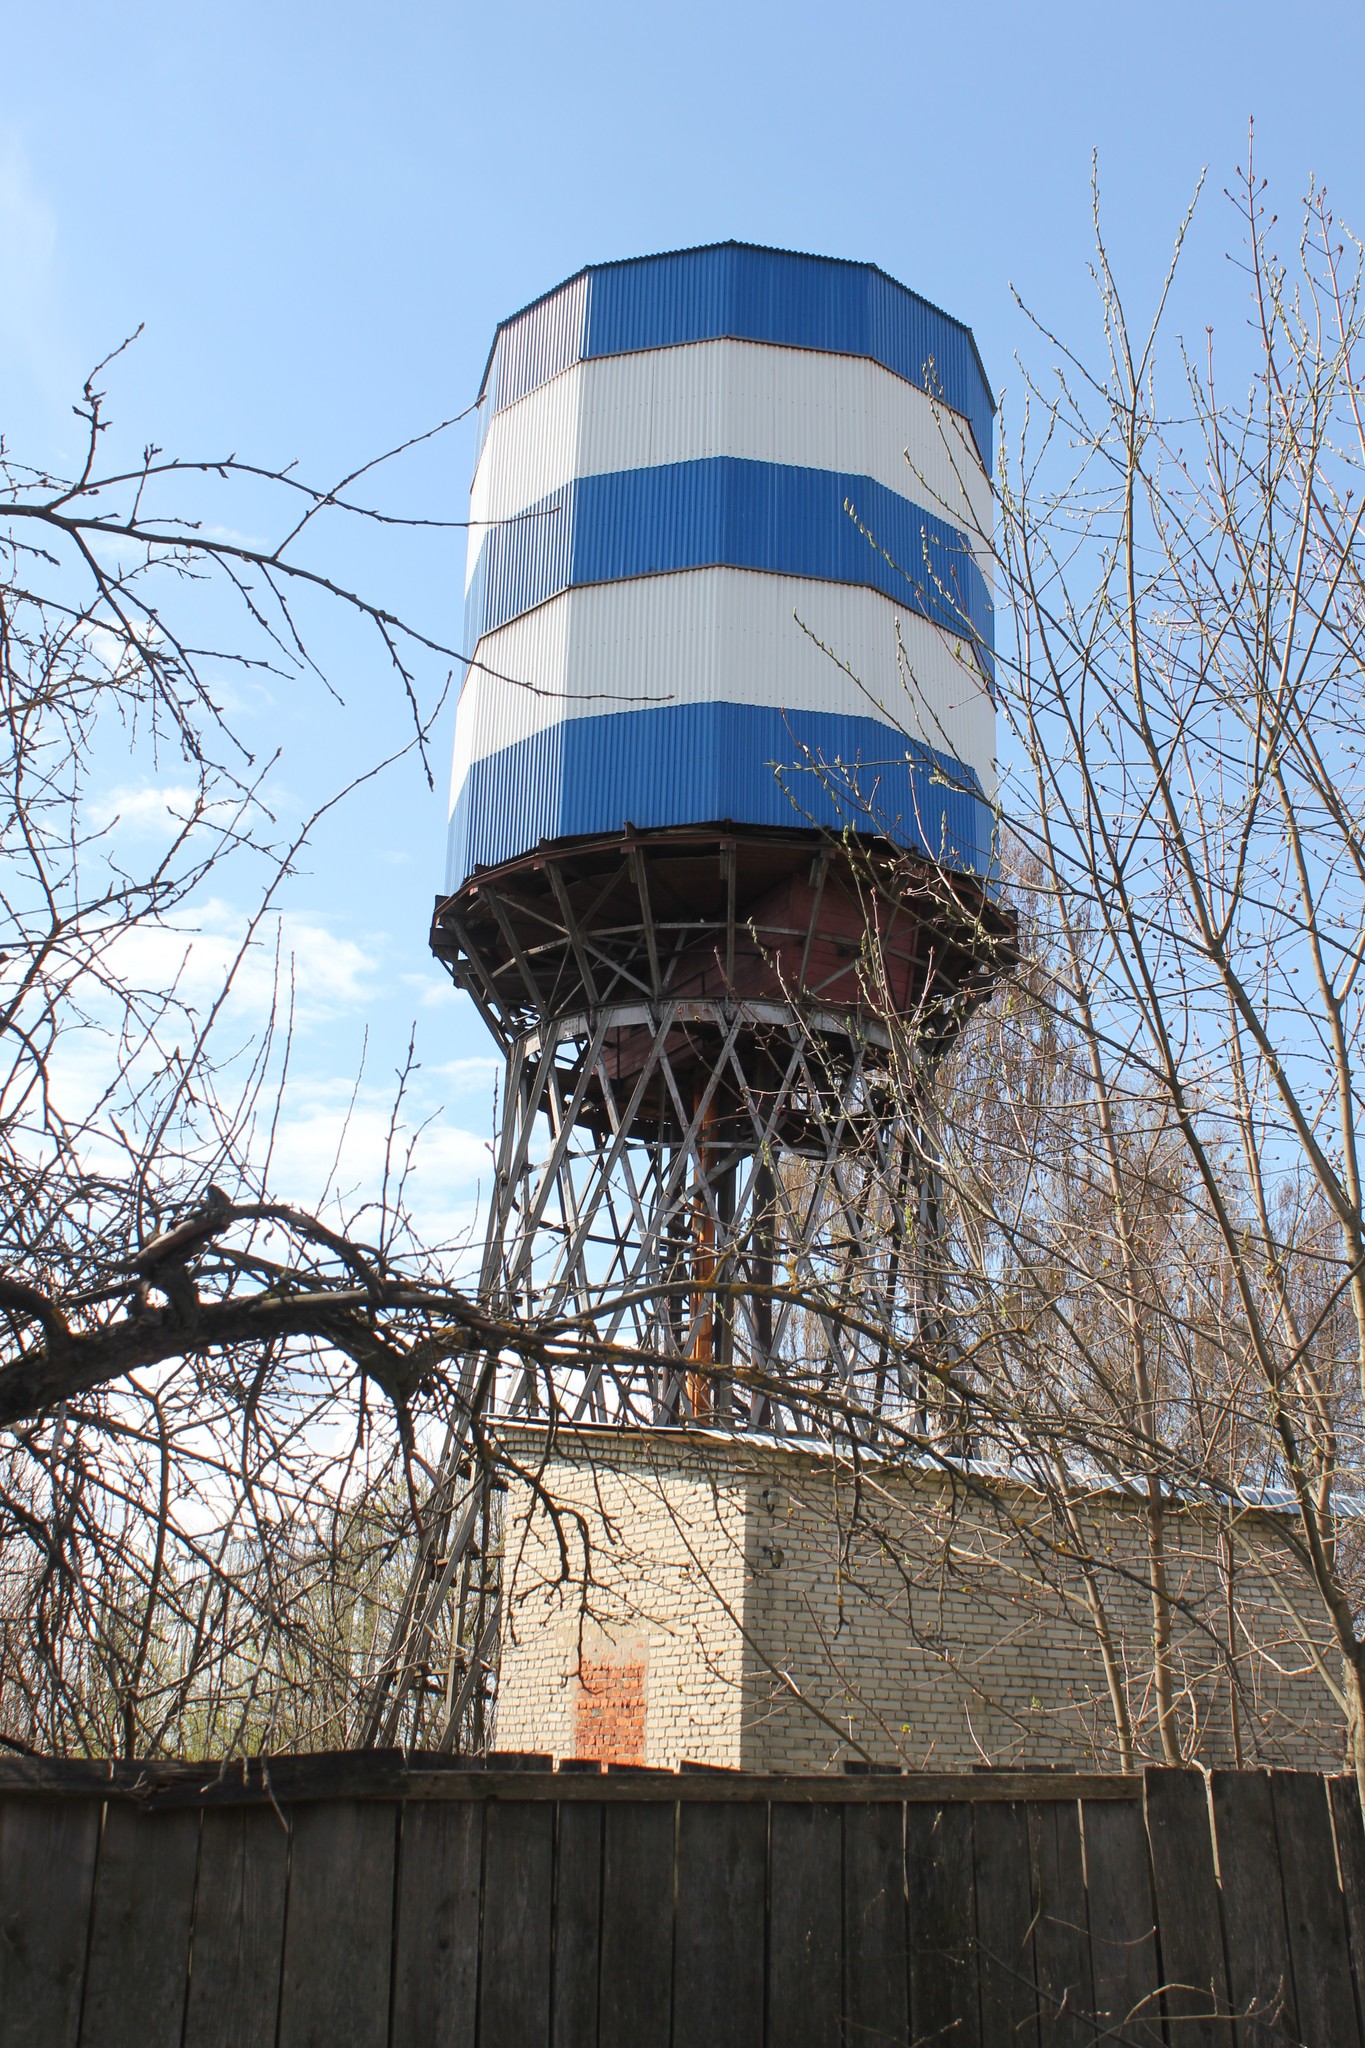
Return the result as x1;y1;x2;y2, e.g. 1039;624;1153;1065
230;1069;496;1267
201;523;269;551
37;1025;496;1274
98;898;377;1027
86;534;156;572
89;783;218;836
431;1055;502;1092
265;1085;491;1211
417;977;466;1010
202;673;278;718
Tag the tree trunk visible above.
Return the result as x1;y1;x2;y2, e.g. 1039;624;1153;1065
1147;1483;1181;1765
1349;1656;1365;1824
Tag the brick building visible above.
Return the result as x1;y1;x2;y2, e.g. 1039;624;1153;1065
493;1421;1343;1773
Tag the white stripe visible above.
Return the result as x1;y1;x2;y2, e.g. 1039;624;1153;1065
465;340;992;594
450;570;995;813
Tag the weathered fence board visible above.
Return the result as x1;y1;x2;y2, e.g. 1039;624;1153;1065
1332;1774;1365;2009
0;1794;100;2048
674;1800;766;2048
842;1800;909;2047
276;1800;396;2048
1211;1769;1297;2045
1029;1799;1092;2046
1081;1798;1163;2047
1143;1769;1228;2044
906;1800;979;2048
767;1801;843;2048
390;1800;482;2048
4;1759;1365;2047
974;1799;1038;2048
479;1800;555;2048
79;1801;200;2048
0;1754;1137;1804
1269;1769;1360;2048
182;1806;289;2048
549;1799;603;2048
596;1799;673;2048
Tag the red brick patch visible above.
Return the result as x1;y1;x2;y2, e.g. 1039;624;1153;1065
573;1655;647;1764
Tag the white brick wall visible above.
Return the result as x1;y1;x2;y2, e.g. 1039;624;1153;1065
494;1423;1344;1773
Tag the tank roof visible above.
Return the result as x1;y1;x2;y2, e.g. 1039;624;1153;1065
476;239;994;470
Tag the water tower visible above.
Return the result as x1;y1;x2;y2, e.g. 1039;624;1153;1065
365;242;1005;1748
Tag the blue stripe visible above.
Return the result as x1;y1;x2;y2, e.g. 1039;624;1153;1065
447;703;994;888
482;244;994;475
465;458;992;666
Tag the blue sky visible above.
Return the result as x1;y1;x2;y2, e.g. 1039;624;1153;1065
5;0;1363;1247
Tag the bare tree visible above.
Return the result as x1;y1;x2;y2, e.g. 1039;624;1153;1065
0;339;556;1753
759;149;1365;1780
941;142;1365;1788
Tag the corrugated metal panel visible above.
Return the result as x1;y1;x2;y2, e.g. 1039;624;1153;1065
479;245;994;472
450;594;572;797
463;457;991;657
488;270;589;414
466;366;588;591
468;340;991;548
446;700;993;888
449;570;995;805
462;481;575;653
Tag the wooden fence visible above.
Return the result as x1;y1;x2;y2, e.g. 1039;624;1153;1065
2;1753;1365;2045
